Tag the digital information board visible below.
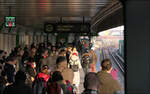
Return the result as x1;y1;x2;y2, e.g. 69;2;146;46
5;16;16;28
44;23;90;33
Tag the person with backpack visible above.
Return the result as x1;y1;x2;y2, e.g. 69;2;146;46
3;70;32;94
51;71;75;94
47;71;76;94
69;47;82;93
81;50;92;74
25;57;37;87
32;65;50;94
81;49;98;73
56;56;74;85
89;49;98;72
47;71;63;94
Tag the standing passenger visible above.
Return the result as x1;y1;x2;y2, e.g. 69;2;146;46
16;49;24;72
56;56;74;84
89;49;98;72
82;72;100;94
25;58;37;87
40;48;49;71
0;50;6;64
48;71;75;94
3;70;32;94
30;46;37;58
81;50;92;74
4;56;17;84
97;59;122;94
66;46;72;64
32;65;50;94
69;47;82;93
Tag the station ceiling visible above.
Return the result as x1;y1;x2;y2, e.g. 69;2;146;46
0;0;120;31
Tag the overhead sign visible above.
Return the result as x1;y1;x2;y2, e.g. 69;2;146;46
79;32;98;36
44;23;90;33
5;16;16;28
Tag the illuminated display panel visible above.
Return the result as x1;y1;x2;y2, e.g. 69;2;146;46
44;23;90;33
57;25;74;32
5;16;16;28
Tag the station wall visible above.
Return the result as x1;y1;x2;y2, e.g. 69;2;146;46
0;26;45;54
0;33;16;54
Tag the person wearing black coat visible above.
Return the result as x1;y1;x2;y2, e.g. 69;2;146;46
25;58;37;87
4;56;17;84
0;50;5;64
3;70;32;94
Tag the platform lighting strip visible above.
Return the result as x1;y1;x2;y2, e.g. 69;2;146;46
0;2;111;8
0;5;105;7
0;2;111;4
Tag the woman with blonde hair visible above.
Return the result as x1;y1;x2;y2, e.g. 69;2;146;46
69;47;82;93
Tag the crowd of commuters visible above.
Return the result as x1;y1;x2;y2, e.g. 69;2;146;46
0;41;123;94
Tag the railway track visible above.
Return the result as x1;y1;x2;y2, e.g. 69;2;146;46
108;48;125;75
102;48;106;59
102;47;125;75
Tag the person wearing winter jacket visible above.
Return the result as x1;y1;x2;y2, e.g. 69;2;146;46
25;58;37;87
97;59;122;94
4;56;17;84
56;56;74;85
82;72;100;94
32;65;50;94
48;71;75;94
37;65;50;85
3;70;32;94
69;47;82;93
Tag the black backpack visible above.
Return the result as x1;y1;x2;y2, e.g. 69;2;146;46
32;77;46;94
82;55;93;68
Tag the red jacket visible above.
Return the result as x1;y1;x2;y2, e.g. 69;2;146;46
37;72;50;82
